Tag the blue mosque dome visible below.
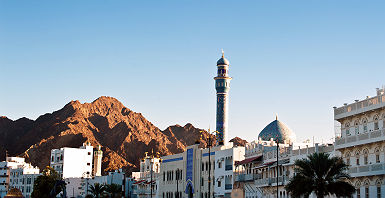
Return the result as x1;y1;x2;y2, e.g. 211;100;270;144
258;117;296;144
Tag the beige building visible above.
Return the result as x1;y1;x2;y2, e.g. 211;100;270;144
334;87;385;198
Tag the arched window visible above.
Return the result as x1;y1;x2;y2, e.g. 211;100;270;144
362;118;368;133
345;122;351;136
356;181;362;198
364;179;370;198
356;150;361;165
354;120;360;135
376;179;382;198
363;149;369;165
374;114;380;130
382;113;385;129
375;147;380;163
345;152;351;165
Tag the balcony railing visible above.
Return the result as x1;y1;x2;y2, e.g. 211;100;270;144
225;184;232;190
254;176;287;187
335;129;385;149
348;163;384;176
225;165;233;171
334;94;385;119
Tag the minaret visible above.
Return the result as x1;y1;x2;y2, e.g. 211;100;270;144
93;145;103;176
214;50;232;145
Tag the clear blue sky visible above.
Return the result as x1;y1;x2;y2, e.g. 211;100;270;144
1;1;384;143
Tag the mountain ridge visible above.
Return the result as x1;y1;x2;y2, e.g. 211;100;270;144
0;96;246;173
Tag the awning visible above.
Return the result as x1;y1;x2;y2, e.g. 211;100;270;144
133;180;145;184
235;155;262;166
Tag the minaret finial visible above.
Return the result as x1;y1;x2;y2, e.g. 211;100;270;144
221;49;224;58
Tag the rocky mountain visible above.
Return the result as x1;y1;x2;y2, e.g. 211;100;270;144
230;137;248;147
0;97;246;173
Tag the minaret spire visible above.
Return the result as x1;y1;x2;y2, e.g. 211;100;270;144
214;50;232;145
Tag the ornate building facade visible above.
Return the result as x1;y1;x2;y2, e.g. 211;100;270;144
334;87;385;198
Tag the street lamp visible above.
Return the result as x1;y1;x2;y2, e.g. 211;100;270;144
199;129;219;198
147;150;160;198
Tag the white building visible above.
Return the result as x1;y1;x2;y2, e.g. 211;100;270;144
234;118;337;198
334;87;385;198
214;146;245;198
0;157;40;198
50;142;95;179
64;169;126;197
132;152;161;198
158;141;244;198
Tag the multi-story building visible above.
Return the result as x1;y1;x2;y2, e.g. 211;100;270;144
158;142;244;198
50;142;95;179
214;146;245;198
0;157;40;198
234;118;336;198
64;169;126;197
334;87;385;198
132;152;161;198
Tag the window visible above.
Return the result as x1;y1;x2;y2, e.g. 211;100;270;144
201;177;204;186
365;186;369;198
377;186;381;198
357;188;361;198
375;147;380;163
346;152;351;165
374;115;379;130
218;162;222;168
218;180;221;187
356;150;360;165
202;163;204;171
363;118;368;133
88;152;91;155
363;149;369;165
376;180;382;198
345;123;351;136
354;120;360;135
87;163;90;166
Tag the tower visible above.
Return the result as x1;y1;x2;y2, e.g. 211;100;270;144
214;50;232;145
93;145;103;177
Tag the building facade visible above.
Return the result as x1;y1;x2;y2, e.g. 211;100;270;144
132;153;161;198
334;87;385;198
50;142;95;179
159;143;244;198
0;157;40;198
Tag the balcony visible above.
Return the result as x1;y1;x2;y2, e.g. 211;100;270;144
334;94;385;120
255;176;287;187
335;129;385;149
348;163;385;177
225;165;233;171
225;184;232;190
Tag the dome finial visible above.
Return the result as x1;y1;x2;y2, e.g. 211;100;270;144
221;49;224;58
276;114;278;120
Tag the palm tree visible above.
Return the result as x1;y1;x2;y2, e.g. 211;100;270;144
285;152;355;198
89;183;106;198
105;183;122;198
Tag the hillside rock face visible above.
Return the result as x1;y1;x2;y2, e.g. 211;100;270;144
0;97;245;173
230;137;248;147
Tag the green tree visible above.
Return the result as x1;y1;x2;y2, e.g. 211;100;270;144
105;183;122;198
31;166;63;198
285;152;355;198
89;183;106;198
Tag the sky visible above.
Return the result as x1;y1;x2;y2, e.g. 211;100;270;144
1;1;384;143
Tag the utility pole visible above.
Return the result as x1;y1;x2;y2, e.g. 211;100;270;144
200;129;219;198
276;140;279;198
